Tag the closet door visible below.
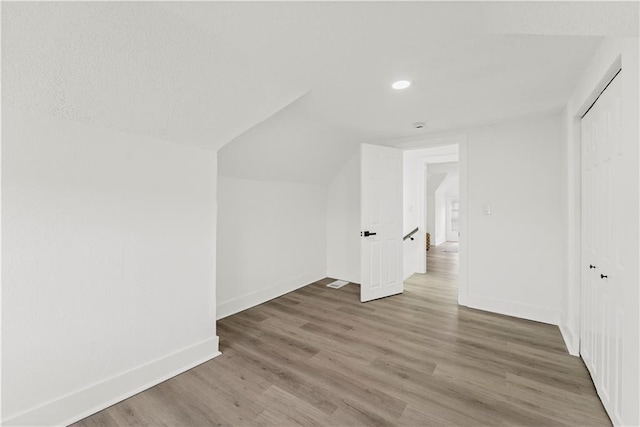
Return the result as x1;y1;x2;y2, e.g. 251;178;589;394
580;70;627;425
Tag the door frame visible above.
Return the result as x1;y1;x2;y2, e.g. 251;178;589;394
397;134;469;307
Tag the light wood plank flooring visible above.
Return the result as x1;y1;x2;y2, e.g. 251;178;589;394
75;243;610;426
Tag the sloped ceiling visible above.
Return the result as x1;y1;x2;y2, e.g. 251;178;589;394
427;173;448;195
4;2;636;154
427;162;460;196
218;97;359;185
2;2;311;149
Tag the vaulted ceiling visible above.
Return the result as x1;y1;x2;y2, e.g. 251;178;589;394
3;2;638;153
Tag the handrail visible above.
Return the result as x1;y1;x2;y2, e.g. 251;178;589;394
403;227;419;241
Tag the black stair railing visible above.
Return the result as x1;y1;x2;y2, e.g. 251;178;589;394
403;227;419;241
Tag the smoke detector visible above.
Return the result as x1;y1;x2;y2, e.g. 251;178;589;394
413;122;426;129
392;80;411;90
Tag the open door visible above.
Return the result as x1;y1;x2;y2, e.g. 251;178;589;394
360;143;403;302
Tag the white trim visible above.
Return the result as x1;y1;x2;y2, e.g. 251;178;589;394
2;337;221;427
216;271;326;320
560;324;580;356
417;162;427;274
457;139;469;306
466;294;559;325
563;103;583;357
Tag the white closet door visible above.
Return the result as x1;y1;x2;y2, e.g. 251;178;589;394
580;70;632;426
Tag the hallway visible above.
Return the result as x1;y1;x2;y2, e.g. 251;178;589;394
425;241;459;281
76;253;610;426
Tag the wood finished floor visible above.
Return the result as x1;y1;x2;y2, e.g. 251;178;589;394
76;243;610;426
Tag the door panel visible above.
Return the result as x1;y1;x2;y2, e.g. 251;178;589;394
360;143;403;302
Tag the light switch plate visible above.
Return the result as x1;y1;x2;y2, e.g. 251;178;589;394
482;204;492;215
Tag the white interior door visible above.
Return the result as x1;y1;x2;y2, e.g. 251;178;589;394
360;143;403;302
580;70;634;426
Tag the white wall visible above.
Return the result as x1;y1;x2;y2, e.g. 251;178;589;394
216;176;328;318
217;104;357;186
562;37;639;426
2;110;220;426
215;105;350;319
464;113;564;325
326;149;361;283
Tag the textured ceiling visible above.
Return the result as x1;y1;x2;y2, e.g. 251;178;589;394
292;34;601;143
2;2;637;151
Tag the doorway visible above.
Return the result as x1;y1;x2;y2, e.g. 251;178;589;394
425;160;459;251
401;138;467;305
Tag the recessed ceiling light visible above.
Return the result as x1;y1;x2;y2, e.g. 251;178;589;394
392;80;411;90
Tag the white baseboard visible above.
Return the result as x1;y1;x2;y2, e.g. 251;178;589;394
458;292;468;307
2;337;221;427
560;324;580;356
466;294;559;325
217;271;326;320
